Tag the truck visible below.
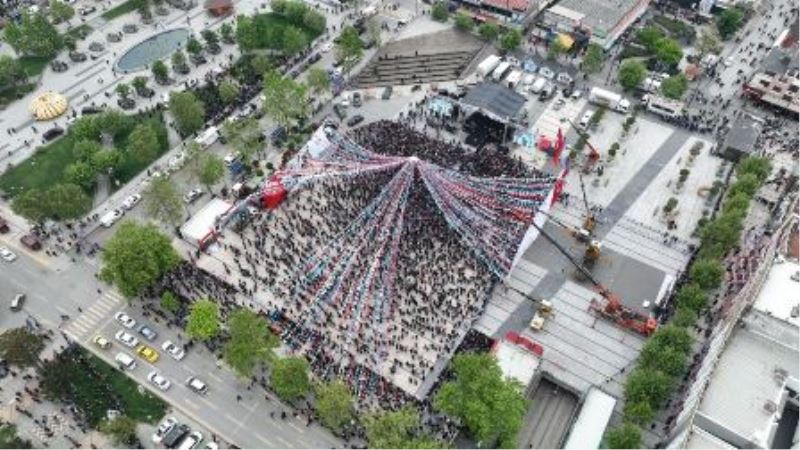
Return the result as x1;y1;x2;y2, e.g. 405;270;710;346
193;126;219;148
505;69;523;88
644;94;685;119
588;87;631;113
476;54;501;78
491;61;512;82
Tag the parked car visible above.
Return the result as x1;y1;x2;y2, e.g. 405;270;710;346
122;194;141;210
0;247;16;263
579;110;593;128
185;376;208;395
114;312;136;329
183;188;203;204
138;324;157;341
147;371;171;391
43;127;65;142
346;114;365;127
177;431;203;450
19;234;41;250
161;340;186;361
162;424;189;448
333;104;347;120
381;86;393;100
100;209;124;228
152;417;178;444
0;216;9;233
539;67;555;79
93;335;111;349
115;330;139;348
136;345;159;363
114;352;136;370
352;92;362;107
10;294;25;311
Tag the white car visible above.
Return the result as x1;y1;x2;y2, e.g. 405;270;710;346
579;110;593;128
161;340;186;361
320;42;333;53
114;311;137;329
114;352;136;370
147;371;172;391
177;431;203;450
0;247;17;263
223;153;240;166
122;194;141;210
723;56;734;67
183;188;203;204
539;67;555;79
186;376;208;395
205;442;219;450
152;417;178;444
115;330;139;348
100;209;124;228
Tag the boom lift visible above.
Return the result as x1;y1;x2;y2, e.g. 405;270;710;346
526;216;657;337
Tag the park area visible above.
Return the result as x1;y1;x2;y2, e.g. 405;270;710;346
39;345;166;427
0;110;169;220
235;0;326;53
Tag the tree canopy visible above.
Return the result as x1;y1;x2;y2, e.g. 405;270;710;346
335;26;363;72
4;12;63;56
218;80;240;105
169;91;205;136
363;406;442;449
605;423;642;449
270;356;311;402
690;258;723;290
223;309;279;377
582;44;605;74
499;29;522;52
261;69;309;127
100;221;180;298
127;122;159;163
675;283;708;313
454;13;473;31
478;23;499;41
12;183;92;222
305;67;331;95
144;177;184;226
696;28;722;56
197;152;225;192
431;1;449;21
0;328;45;367
618;60;647;90
100;416;139;447
653;37;683;67
0;423;32;449
314;379;354;432
434;352;526;447
716;7;744;39
49;0;76;23
661;74;688;99
186;299;221;341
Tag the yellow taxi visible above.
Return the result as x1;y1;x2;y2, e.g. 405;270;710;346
135;345;159;363
92;335;111;350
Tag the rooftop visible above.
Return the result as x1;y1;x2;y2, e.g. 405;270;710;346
492;338;541;387
461;82;528;121
762;18;800;77
552;0;641;32
721;114;763;155
753;258;800;327
180;198;234;243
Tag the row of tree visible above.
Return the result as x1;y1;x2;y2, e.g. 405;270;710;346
605;155;772;448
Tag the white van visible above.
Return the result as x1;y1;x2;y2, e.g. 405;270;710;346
115;352;137;370
100;209;123;228
530;77;547;94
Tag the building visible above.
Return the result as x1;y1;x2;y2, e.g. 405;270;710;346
180;198;234;249
454;0;547;28
718;113;764;162
204;0;233;16
744;19;800;117
537;0;650;50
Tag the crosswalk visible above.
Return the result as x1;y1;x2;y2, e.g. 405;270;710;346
64;291;124;340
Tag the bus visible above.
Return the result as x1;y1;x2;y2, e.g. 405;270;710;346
645;94;685;119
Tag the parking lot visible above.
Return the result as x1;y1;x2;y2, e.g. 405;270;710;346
64;301;340;448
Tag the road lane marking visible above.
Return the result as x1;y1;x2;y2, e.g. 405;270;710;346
183;398;200;410
287;422;303;433
254;433;274;446
275;436;291;447
206;372;224;383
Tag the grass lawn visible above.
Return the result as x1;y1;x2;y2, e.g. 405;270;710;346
101;0;146;20
66;24;94;40
0;83;36;108
249;12;323;49
40;346;166;427
18;56;52;77
0;111;170;198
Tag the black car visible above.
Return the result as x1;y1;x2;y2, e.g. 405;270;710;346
81;106;103;115
162;424;189;449
269;126;287;144
333;103;347;120
381;86;393;100
43;127;65;141
346;114;364;127
308;53;321;64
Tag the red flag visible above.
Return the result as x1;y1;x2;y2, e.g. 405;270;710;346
552;128;565;166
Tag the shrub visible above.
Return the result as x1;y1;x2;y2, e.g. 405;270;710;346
663;197;678;214
690;258;724;290
675;283;708;313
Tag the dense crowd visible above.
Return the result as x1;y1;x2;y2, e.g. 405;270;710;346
205;122;537;406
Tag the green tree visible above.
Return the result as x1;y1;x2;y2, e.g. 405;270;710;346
434;353;526;447
100;416;138;447
235;15;259;51
303;9;327;36
223;309;279;377
675;283;708;313
152;60;169;82
282;25;307;55
186;36;203;55
262;70;309;128
0;56;26;92
690;258;723;290
64;161;97;189
696;28;722;56
169;91;205;136
605;423;642;449
717;7;744;40
160;291;180;314
618;60;647;90
736;156;771;182
49;0;75;23
723;192;751;216
270;356;311;402
431;1;449;21
0;328;45;367
4;12;63;57
171;50;188;73
661;74;688;99
478;23;498;41
454;13;473;31
305;67;330;95
0;422;32;449
186;299;221;341
673;306;698;328
222;117;262;163
499;29;522;52
100;221;180;298
654;37;683;67
638;325;691;377
46;183;92;220
201;29;219;48
624;367;673;413
220;22;235;44
11;189;49;222
363;406;442;448
197;153;225;192
144;177;184;226
116;83;131;100
314;380;354;432
623;400;655;425
582;43;605;74
636;26;664;51
91;149;122;174
131;76;148;93
218;80;240;105
127;123;159;163
72;138;102;160
728;173;759;198
335;26;363;72
250;54;273;76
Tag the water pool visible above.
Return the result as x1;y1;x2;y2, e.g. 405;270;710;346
116;28;191;72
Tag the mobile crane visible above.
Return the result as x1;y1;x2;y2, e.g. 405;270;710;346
565;118;601;175
525;214;657;337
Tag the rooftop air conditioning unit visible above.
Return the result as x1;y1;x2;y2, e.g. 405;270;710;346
764;400;778;413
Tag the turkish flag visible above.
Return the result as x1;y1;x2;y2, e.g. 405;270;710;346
553;128;565;166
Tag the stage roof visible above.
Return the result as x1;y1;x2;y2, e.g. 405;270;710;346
461;82;527;121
